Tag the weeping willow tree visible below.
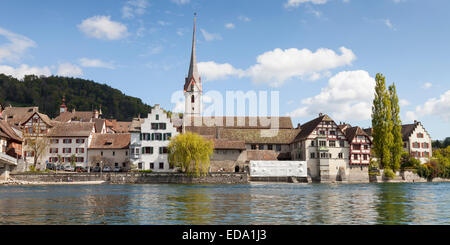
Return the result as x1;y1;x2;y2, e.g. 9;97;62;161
168;132;214;177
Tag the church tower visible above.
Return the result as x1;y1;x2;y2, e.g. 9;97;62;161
184;14;202;118
60;96;67;114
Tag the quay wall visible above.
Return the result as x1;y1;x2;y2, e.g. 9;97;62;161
10;172;249;184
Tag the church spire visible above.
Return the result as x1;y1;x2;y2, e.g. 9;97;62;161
184;13;201;92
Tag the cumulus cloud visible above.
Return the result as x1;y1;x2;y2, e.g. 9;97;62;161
79;58;115;69
406;90;450;123
285;0;328;8
238;16;251;22
200;29;223;42
399;99;410;107
78;16;128;40
198;62;245;81
198;47;355;87
288;70;376;122
0;64;51;80
122;0;149;19
0;27;36;63
57;63;83;77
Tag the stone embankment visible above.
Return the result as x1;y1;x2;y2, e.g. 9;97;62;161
8;172;249;185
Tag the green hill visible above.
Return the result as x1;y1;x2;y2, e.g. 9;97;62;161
0;74;153;121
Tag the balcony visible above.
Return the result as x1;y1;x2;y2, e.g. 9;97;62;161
318;146;329;151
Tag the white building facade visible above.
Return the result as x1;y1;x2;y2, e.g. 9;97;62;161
132;105;179;171
403;121;432;163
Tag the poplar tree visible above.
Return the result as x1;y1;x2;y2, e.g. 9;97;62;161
372;73;393;169
389;83;403;171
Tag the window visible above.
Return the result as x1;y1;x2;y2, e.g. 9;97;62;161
142;147;153;154
320;153;328;159
156;115;159;121
417;133;424;138
62;148;71;153
77;157;84;163
159;123;166;130
423;143;429;149
159;162;164;169
101;151;103;156
153;133;162;141
251;145;256;150
353;144;361;150
329;141;336;147
138;163;142;169
259;145;265;150
159;147;168;154
363;155;368;160
424;152;430;157
112;151;115;156
319;141;326;147
276;145;282;152
115;163;118;167
75;148;84;153
364;145;369;150
354;154;358;160
126;151;128;156
49;148;58;153
191;95;195;103
338;153;343;159
319;130;326;135
50;139;59;144
150;163;154;169
76;139;85;144
63;139;72;144
329;131;336;135
311;141;315;147
151;123;159;130
268;145;273;150
357;136;365;140
163;133;172;141
340;140;345;147
310;153;315;159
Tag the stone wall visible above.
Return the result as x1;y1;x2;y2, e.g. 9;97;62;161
10;172;249;184
347;166;369;182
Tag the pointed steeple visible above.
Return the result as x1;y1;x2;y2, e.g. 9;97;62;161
184;13;201;92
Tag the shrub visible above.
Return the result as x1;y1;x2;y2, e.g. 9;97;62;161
384;168;396;179
137;170;153;173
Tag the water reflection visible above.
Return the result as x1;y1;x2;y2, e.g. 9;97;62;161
1;183;450;224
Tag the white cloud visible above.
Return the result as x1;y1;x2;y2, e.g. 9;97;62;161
406;90;450;123
0;64;51;80
198;62;245;81
423;82;432;89
399;99;410;107
247;47;356;87
122;0;149;19
238;16;251;22
0;27;36;63
285;0;328;8
384;19;395;30
171;0;190;5
288;70;376;121
198;47;356;87
225;23;235;29
79;58;115;69
78;16;128;40
200;29;223;42
57;63;83;77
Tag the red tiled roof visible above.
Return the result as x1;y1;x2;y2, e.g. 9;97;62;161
89;133;130;149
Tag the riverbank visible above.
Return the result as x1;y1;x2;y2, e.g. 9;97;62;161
0;179;106;185
7;172;249;185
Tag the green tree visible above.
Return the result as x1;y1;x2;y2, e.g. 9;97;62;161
389;83;403;171
372;73;393;170
168;132;214;177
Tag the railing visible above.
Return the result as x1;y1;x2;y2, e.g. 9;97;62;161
0;152;18;165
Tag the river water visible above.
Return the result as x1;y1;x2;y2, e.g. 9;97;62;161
1;182;450;225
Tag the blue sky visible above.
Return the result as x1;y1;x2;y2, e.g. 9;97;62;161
0;0;449;139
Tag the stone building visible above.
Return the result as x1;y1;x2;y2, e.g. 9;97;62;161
88;133;131;170
290;114;350;182
129;104;179;171
45;122;96;168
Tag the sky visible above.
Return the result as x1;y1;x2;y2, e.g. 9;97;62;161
0;0;449;140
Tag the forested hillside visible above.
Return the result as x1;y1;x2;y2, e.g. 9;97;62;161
0;74;153;121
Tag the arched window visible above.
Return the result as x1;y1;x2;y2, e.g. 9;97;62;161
191;95;195;103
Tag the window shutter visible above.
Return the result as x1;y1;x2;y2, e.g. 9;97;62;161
151;133;155;141
150;147;153;154
140;134;142;140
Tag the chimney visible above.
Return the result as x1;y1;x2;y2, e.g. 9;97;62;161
297;123;301;129
319;112;323;117
414;120;417;124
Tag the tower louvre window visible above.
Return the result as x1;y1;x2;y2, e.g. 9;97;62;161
191;95;195;103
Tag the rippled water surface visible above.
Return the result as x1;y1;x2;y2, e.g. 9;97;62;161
1;182;450;225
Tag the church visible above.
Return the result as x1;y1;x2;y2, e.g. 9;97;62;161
179;16;369;182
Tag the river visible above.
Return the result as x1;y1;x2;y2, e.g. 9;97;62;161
1;182;450;225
